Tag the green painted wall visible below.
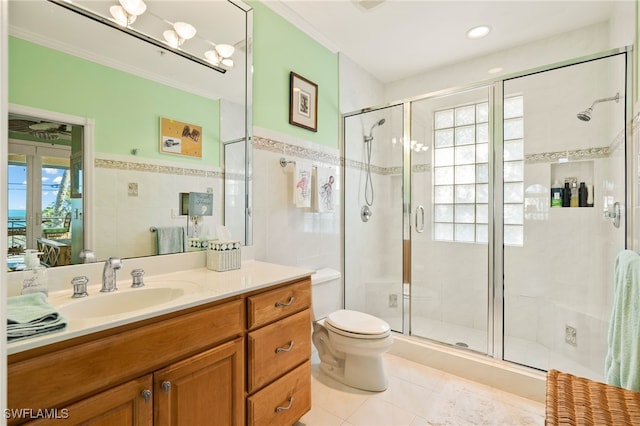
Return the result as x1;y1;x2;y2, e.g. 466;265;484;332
9;37;220;166
250;1;339;148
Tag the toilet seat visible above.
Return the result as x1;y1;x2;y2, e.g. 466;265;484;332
325;309;391;339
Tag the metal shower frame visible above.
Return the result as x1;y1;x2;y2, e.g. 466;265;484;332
341;45;634;362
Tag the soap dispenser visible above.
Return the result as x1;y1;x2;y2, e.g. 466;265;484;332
570;181;579;207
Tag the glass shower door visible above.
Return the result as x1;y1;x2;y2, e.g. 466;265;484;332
344;105;405;332
502;52;628;381
409;86;492;354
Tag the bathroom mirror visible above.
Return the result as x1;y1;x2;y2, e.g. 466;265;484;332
6;0;252;269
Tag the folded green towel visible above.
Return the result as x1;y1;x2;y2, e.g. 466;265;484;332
7;293;67;342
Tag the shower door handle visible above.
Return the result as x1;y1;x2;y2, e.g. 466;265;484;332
415;205;425;234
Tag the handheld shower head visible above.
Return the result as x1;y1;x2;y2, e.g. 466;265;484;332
577;92;619;122
365;118;386;142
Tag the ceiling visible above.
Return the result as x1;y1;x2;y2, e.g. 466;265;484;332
266;0;620;83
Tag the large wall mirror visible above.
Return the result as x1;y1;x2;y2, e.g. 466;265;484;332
6;0;252;271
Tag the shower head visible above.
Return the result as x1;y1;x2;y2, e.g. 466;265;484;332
577;108;592;122
364;118;386;142
577;92;620;122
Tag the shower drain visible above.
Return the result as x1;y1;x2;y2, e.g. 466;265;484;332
455;342;469;348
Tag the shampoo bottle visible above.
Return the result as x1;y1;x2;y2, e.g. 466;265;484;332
579;182;588;207
562;182;571;207
570;181;579;207
550;180;563;207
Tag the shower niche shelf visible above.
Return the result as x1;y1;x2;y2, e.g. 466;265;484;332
550;160;594;208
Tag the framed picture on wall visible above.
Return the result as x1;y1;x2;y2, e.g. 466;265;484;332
289;72;318;132
160;117;203;158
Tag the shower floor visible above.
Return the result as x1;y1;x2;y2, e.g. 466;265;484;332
405;316;604;382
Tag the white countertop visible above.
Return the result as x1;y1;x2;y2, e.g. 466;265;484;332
8;260;313;355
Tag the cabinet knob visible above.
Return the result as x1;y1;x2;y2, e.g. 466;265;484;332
275;396;294;413
140;389;152;402
276;341;295;353
161;381;171;394
275;296;295;307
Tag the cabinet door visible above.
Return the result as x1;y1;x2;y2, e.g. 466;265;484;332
22;376;153;426
154;337;244;426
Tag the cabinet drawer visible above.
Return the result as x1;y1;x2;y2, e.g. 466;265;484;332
247;360;311;426
248;309;311;393
247;279;311;329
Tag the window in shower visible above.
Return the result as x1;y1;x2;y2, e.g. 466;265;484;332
432;95;524;245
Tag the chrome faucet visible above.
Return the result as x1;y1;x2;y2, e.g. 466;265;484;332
101;257;122;292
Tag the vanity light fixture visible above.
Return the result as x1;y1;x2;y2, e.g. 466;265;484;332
49;0;228;74
466;25;491;40
109;0;146;27
204;44;235;68
163;22;197;48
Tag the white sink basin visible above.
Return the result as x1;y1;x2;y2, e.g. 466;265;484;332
58;281;201;319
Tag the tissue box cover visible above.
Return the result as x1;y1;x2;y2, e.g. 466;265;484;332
206;241;241;271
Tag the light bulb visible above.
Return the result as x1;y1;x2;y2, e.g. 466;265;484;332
109;5;134;26
173;22;196;40
163;30;180;48
466;25;491;40
221;58;234;67
215;44;235;59
119;0;146;16
204;50;220;65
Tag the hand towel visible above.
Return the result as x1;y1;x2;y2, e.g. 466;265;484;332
316;166;336;212
293;161;312;208
605;250;640;390
7;293;66;342
156;226;185;255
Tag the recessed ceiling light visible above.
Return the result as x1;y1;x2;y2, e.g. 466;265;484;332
488;67;503;74
466;25;491;40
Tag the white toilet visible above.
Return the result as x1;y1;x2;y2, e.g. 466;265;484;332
311;269;393;392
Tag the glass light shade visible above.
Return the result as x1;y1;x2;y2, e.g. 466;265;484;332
466;25;491;39
109;5;135;26
221;58;234;67
119;0;146;16
163;30;180;48
173;22;196;40
204;50;220;65
215;44;235;59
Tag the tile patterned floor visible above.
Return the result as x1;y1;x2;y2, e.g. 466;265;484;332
297;353;545;426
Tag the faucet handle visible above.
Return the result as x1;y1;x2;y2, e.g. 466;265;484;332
131;268;145;288
71;276;89;298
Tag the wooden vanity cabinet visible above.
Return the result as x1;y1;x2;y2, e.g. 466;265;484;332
7;276;312;426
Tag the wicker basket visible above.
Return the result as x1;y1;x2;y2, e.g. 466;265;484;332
206;241;241;272
546;369;640;425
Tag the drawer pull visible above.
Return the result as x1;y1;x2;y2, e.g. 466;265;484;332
161;381;171;394
140;389;151;403
276;341;295;353
275;296;295;307
275;396;294;413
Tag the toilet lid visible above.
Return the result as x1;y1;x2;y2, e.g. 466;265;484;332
325;310;391;337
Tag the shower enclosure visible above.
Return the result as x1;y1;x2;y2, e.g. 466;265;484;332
343;48;632;381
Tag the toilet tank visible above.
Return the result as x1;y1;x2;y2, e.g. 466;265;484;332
311;268;342;320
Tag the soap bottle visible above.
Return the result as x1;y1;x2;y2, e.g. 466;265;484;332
550;180;563;207
579;182;588;207
562;182;571;207
570;181;579;207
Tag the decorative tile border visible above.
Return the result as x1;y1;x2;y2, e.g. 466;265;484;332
94;157;223;178
255;129;627;175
